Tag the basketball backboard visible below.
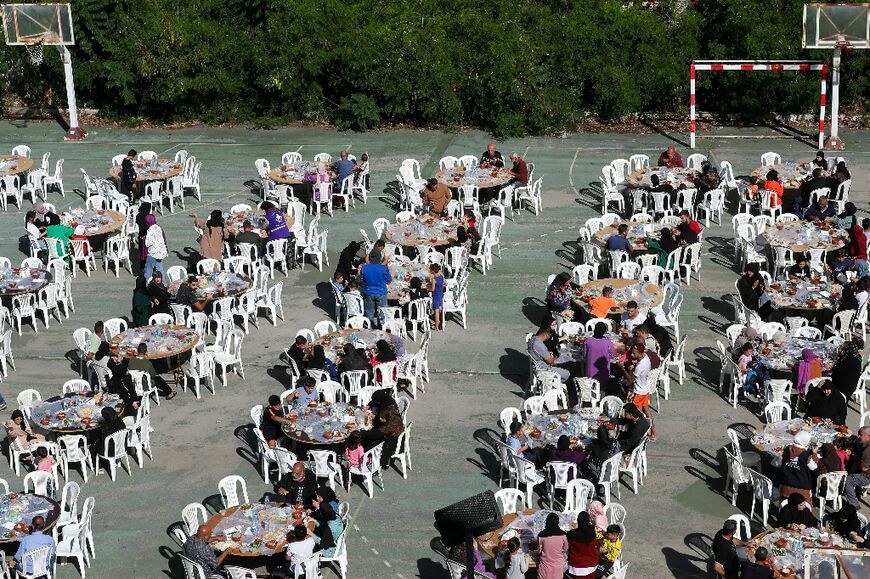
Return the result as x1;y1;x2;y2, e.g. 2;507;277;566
1;3;74;46
803;3;870;49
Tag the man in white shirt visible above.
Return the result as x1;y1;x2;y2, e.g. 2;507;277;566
620;301;645;334
285;525;316;568
625;343;656;441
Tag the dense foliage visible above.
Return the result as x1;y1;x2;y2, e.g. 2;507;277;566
0;0;867;136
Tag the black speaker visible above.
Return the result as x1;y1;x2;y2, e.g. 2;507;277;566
433;490;502;548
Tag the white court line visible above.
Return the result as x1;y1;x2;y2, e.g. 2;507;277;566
523;145;530;158
295;145;304;152
568;147;580;190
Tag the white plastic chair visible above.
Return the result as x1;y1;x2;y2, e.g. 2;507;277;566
816;471;847;519
307;449;344;490
564;478;595;514
96;429;131;481
761;152;781;166
23;470;52;496
546;461;576;509
213;329;245;386
59;435;93;484
347;443;384;498
218;474;249;508
763;402;791;423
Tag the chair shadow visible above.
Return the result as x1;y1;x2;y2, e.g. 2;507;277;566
657;532;712;578
160;546;184;579
521;297;547;326
312;281;334;318
470;428;503;484
202;493;225;514
64;349;82;375
17;235;30;258
498;349;529;390
266;365;293;389
575;186;601;211
165;522;186;549
689;447;722;472
172;247;201;272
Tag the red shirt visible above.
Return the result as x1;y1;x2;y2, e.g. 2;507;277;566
512;158;529;185
689;219;702;235
658;151;683;168
567;536;598;569
850;224;867;260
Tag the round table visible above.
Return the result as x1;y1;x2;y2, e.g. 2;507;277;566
204;502;315;557
751;162;812;190
594;221;667;253
435;167;512;189
751;528;848;577
30;392;124;434
763;221;847;254
477;509;576;568
314;328;389;364
751;418;849;461
624;166;697;189
572;278;663;316
269;162;335;186
110;325;199;360
384;216;459;248
522;407;606;450
753;337;837;373
169;272;252;303
225;210;294;237
0;268;51;298
0;156;34;179
766;279;841;312
61;209;126;237
281;401;370;446
109;159;182;182
0;494;60;543
387;260;433;301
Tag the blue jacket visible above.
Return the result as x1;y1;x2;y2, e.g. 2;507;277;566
360;263;392;296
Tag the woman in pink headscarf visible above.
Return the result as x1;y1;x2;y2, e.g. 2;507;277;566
587;499;608;533
796;348;823;395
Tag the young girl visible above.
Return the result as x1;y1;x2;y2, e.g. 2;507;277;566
35;447;55;496
500;536;528;579
429;263;445;331
344;431;364;469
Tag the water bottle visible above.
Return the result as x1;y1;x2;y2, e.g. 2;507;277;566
150;157;158;170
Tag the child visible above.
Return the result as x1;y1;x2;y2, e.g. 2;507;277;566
595;524;622;578
345;280;364;318
35;447;55;497
429;263;445;331
499;536;528;579
343;431;364;469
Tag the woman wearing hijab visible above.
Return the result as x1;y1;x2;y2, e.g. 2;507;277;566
135;202;152;269
552;435;587;472
107;345;140;412
537;512;568;579
777;492;819;530
831;161;851;185
804;380;848;426
131;275;151;327
587;500;608;533
566;512;598;579
826;504;865;545
371;340;398;384
310;487;343;556
737;265;772;319
847;223;869;278
361;389;404;467
585;322;615;387
832;339;863;400
338;344;369;375
335;241;361;280
96;407;127;456
779;431;817;503
834;202;859;231
796;349;823;396
308;345;338;381
454;540;495;579
816;442;844;475
454;226;473;253
546;273;574;312
583;424;620;480
192;209;229;261
731;326;758;354
648;227;679;267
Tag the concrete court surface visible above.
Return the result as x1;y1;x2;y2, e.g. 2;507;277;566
0;119;868;578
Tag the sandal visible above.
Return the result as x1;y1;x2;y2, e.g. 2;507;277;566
166;391;177;400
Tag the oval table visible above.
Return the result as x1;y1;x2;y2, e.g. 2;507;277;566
225;210;294;237
61;209;126;238
270;162;335;186
0;156;34;179
594;221;667;253
753;337;838;373
387;260;433;301
750;527;849;577
522;407;606;450
0;268;51;299
169;272;252;304
108;159;182;183
766;279;840;313
763;221;847;254
204;502;315;557
110;324;199;385
30;392;125;435
571;278;663;317
0;493;61;543
281;401;370;446
477;509;577;568
751;418;849;461
435;167;512;190
313;328;390;364
751;162;812;190
624;166;697;190
384;216;459;248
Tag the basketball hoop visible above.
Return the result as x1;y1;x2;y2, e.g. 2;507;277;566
23;37;44;64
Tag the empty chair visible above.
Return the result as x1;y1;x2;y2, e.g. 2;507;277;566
218;475;249;508
761;152;781;166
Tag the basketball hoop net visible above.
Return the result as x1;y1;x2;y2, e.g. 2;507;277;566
22;34;49;65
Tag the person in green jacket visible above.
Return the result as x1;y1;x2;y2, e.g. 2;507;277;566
44;223;75;263
131;275;151;327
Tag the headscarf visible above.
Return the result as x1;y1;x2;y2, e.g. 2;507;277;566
832;503;862;536
310;345;327;369
818;443;843;473
567;512;596;544
797;349;822;395
456;226;468;243
557;435;571;452
10;409;24;422
835;161;850;180
733;327;758;352
368;389;397;413
134;275;148;295
593;322;607;339
554;272;571;287
587;500;608;532
788;492;805;508
836;340;861;365
537;512;565;538
207;209;224;228
144;213;157;227
100;407;125;438
375;339;397;363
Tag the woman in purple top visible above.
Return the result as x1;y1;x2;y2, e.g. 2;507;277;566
551;435;587;471
262;201;290;241
458;539;495;579
584;322;615;387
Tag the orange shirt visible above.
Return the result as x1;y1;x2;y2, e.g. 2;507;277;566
589;296;617;318
763;180;784;207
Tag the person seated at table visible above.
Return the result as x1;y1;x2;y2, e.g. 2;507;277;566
817;442;844;475
796;348;824;396
585;322;615;387
285;376;318;408
797;167;833;216
106;345;140;411
96;407;127;457
787;257;811;281
32;201;60;229
385;328;407;361
147;270;171;315
338;344;369;375
733;342;761;401
480;143;504;168
740;547;778;579
846;223;869;278
498;536;528;579
174;275;210;312
675;210;701;245
832;338;863;401
192;209;229;262
620;301;644;334
647;226;679;267
761;169;784;209
264;462;318;506
310;487;343;557
566;511;598;579
24;210;47;254
131;275;152;327
779;431;817;503
636;321;672;359
507;152;528;186
589;286;617;319
830;160;851;187
805;381;847;426
421;178;452;216
128;343;176;400
87;320;111;367
260;395;289;448
617;403;650;452
334;150;356;189
406;276;430;310
657;146;683;169
371;340;398;383
546;273;574;312
803;196;836;223
737;265;772;320
583;424;620;480
712;519;752;579
552;434;587;471
367;239;385;265
777;492;819;531
825;504;866;545
360;389;404;468
649;173;675;196
834;201;859;232
283;524;316;569
812;150;828;170
343;430;365;471
453;225;473;254
537;513;569;579
605;224;632;253
307;344;338;381
334;241;361;281
184;524;231;579
696;161;720;195
5;410;44;460
455;539;496;579
234;220;264;257
11;516;55;577
506;420;544;467
595;524;623;579
528;326;574;384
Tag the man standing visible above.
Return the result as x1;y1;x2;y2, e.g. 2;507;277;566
360;255;392;325
508;152;529;186
844;426;870;507
421;178;452;216
184;524;231;578
657;145;683;168
11;516;54;576
480;143;504;168
120;149;138;198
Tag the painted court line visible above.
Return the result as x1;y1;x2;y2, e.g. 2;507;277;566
568;147;580;190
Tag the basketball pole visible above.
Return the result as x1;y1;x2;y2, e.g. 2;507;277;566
824;45;845;150
58;45;86;141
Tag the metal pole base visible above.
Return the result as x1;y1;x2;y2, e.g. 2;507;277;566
823;134;845;151
64;127;88;141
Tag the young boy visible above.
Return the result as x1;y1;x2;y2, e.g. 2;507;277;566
596;524;623;577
